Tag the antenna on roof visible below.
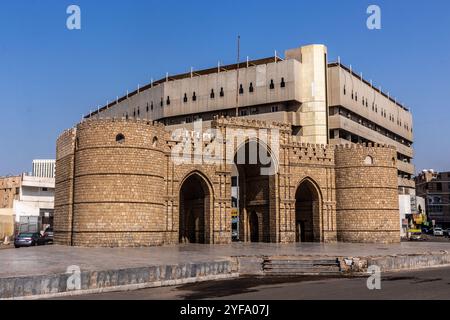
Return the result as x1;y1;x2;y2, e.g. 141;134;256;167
137;84;140;93
274;50;277;63
116;96;119;103
166;72;169;82
126;90;129;98
190;67;193;78
235;35;241;117
150;78;153;87
218;61;220;73
338;56;341;64
246;56;249;68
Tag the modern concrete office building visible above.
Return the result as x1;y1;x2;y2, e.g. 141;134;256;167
87;44;415;194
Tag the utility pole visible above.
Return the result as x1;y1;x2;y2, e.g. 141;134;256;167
235;35;240;117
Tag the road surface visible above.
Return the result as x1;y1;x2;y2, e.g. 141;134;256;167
53;266;450;300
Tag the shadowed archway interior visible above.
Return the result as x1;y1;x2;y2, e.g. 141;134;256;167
179;173;211;244
234;140;276;243
295;180;321;242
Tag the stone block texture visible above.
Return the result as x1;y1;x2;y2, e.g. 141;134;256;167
54;117;400;247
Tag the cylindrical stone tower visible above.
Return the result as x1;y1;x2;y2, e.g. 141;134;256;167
334;144;400;243
54;118;171;247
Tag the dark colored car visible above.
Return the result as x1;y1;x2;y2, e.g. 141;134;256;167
14;232;45;248
43;227;54;244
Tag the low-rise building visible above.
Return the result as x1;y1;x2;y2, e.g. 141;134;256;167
416;170;450;228
0;160;55;238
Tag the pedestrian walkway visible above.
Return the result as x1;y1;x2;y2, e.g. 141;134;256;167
1;242;450;278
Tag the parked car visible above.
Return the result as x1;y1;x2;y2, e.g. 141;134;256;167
444;228;450;237
43;227;54;244
433;228;444;236
409;231;425;241
14;232;45;248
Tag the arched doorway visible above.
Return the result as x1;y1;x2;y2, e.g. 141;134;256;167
233;140;277;243
295;179;321;242
249;211;259;242
179;173;211;244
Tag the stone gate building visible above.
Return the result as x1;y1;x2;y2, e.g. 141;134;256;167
54;117;400;247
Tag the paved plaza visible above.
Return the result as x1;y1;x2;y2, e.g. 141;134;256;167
2;242;450;279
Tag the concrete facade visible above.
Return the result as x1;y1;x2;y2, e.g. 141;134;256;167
0;166;55;238
54;117;400;247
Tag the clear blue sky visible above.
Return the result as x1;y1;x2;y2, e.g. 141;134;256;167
0;0;449;175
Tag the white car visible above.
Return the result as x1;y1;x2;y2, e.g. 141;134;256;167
433;228;444;236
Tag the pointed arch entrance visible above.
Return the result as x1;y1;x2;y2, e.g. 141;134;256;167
179;172;212;244
233;139;277;243
295;179;322;242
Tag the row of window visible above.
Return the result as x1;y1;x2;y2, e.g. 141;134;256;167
330;106;413;147
343;86;411;132
122;78;287;118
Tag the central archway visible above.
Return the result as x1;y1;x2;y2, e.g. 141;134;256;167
179;173;212;244
295;179;322;242
233;140;277;243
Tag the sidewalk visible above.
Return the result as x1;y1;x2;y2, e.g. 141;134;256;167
1;242;450;299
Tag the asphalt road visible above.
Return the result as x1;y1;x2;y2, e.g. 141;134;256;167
54;266;450;300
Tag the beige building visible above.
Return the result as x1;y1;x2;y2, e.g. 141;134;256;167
88;44;414;194
53;43;413;247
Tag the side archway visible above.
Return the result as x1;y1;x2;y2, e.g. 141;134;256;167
295;178;322;242
178;171;213;244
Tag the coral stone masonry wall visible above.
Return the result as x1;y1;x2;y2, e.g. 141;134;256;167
54;118;401;247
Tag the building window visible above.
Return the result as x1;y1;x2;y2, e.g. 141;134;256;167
280;77;286;88
183;93;188;103
231;176;238;187
249;82;254;93
137;107;140;116
210;89;215;99
116;133;125;144
344;86;346;95
220;87;224;97
166;96;170;105
355;93;358;101
269;79;275;89
364;155;374;165
151;102;154;111
152;136;158;147
146;103;149;112
239;109;248;116
160;98;163;107
42;187;48;192
133;109;136;117
239;84;244;94
271;106;278;112
192;92;197;101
